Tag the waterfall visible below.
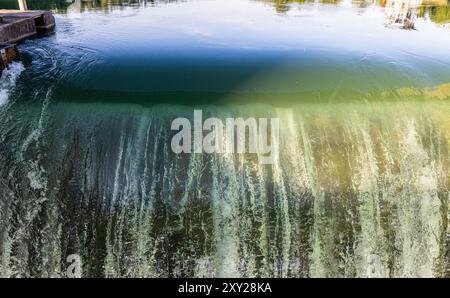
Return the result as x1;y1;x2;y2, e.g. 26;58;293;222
0;62;25;107
0;100;448;277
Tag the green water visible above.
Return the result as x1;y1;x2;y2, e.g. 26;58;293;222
0;0;449;277
6;0;450;105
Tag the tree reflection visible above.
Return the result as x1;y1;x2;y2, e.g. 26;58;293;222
259;0;449;27
384;0;423;29
1;0;448;26
419;3;450;24
258;0;341;13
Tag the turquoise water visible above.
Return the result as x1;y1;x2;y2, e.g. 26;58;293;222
0;0;449;277
13;0;450;104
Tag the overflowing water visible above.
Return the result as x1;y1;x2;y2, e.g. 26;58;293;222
0;62;25;106
0;0;449;277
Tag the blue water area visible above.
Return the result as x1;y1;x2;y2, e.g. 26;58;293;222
14;0;450;105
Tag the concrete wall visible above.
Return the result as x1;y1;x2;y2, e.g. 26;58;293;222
0;44;20;73
0;17;36;44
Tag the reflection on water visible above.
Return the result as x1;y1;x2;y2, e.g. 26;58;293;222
382;0;450;29
1;0;447;28
261;0;449;29
258;0;341;13
420;3;450;24
2;0;448;28
259;0;449;28
7;0;448;104
384;0;423;29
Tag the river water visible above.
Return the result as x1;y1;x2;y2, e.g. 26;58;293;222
0;0;449;277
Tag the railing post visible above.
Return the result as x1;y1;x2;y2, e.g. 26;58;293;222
18;0;28;11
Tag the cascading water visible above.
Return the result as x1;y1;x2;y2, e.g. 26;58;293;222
0;99;447;277
0;62;25;106
0;0;449;278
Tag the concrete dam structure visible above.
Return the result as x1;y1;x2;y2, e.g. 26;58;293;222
0;10;55;73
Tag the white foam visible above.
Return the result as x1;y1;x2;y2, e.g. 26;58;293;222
0;62;25;106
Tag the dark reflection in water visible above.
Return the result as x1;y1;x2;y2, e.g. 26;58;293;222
1;0;449;28
0;0;175;11
264;0;450;29
419;3;450;23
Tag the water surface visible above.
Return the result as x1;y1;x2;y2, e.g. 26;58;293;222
0;0;449;277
